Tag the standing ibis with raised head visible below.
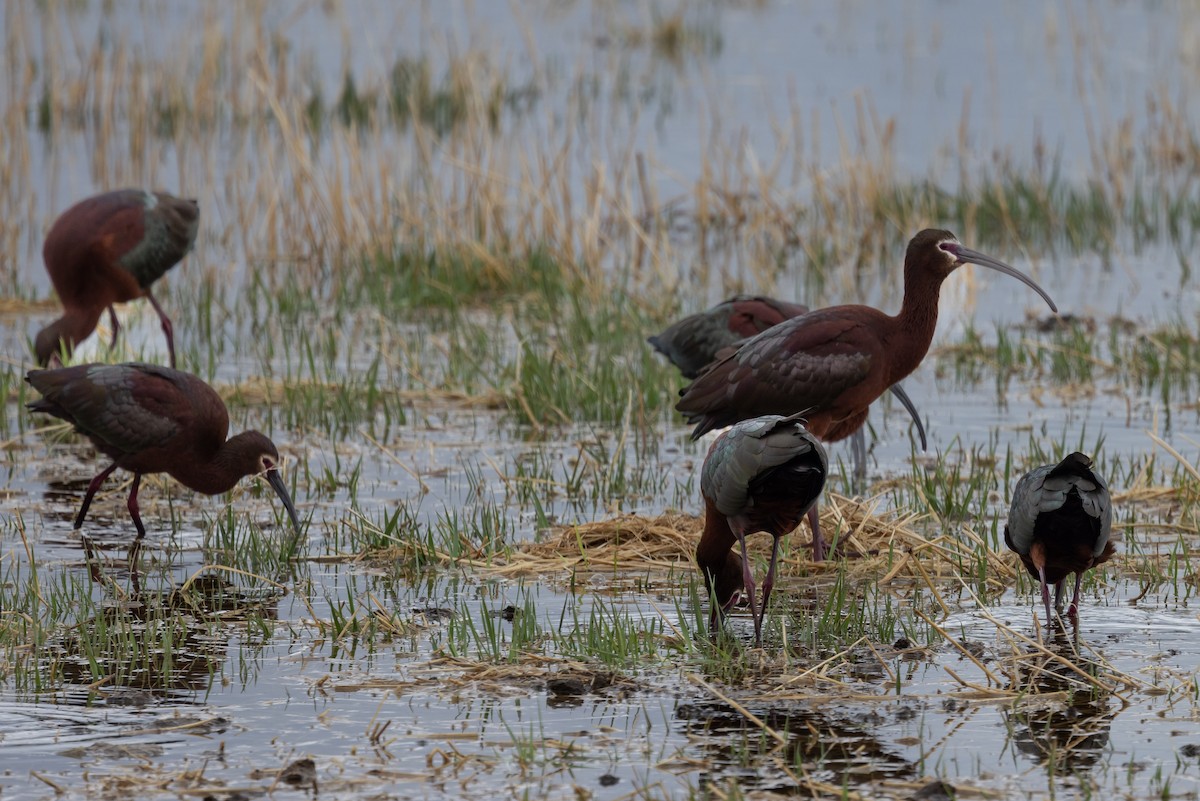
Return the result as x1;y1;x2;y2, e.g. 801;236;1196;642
35;189;199;368
697;412;828;644
677;229;1059;560
26;363;301;547
649;294;929;475
1004;452;1114;622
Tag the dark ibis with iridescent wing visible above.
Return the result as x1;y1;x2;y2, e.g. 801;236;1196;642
697;412;827;644
1004;452;1114;622
35;189;199;368
649;295;812;380
677;229;1059;559
648;294;929;470
26;363;301;546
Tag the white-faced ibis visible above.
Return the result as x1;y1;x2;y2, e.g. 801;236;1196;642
677;229;1059;559
649;295;812;380
34;189;199;369
26;362;301;544
697;412;828;644
1004;452;1114;622
648;294;929;462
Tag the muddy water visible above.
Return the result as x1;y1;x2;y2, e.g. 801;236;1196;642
6;2;1200;800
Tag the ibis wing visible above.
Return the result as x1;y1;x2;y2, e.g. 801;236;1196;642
726;297;809;337
1005;453;1115;558
1043;452;1114;557
114;192;199;288
677;313;873;438
651;296;812;380
32;364;186;459
702;415;828;519
1004;464;1053;556
648;312;741;379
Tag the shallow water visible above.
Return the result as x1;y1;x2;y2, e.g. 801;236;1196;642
6;1;1200;800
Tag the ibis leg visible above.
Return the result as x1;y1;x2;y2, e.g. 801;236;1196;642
1037;566;1053;623
106;305;120;348
758;535;785;644
126;473;147;540
705;566;725;635
75;463;119;530
1068;572;1084;618
145;290;176;368
1053;580;1066;614
737;534;760;644
850;429;867;490
127;538;142;594
808;504;825;562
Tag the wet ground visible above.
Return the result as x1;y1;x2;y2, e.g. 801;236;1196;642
6;2;1200;799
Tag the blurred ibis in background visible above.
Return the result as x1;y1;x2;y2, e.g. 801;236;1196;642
26;363;301;548
1004;452;1114;622
648;295;812;380
648;294;928;478
677;229;1059;559
697;412;827;644
34;189;199;368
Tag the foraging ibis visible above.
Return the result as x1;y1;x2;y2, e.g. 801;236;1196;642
1004;452;1114;622
648;295;812;380
26;362;301;544
34;189;199;368
697;412;828;644
677;229;1059;559
648;294;929;461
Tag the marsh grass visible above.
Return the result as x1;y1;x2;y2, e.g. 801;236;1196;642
9;3;1200;799
936;316;1200;409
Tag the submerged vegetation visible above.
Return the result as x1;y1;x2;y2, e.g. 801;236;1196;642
4;1;1200;799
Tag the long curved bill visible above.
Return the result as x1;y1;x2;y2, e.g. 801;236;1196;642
948;244;1059;314
266;468;303;537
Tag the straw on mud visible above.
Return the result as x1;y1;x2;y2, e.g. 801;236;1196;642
30;772;66;793
761;636;869;696
949;572;1141;694
177;564;288;597
488;493;961;579
686;672;788;747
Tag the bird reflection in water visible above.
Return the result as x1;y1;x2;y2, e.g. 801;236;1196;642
1001;631;1117;774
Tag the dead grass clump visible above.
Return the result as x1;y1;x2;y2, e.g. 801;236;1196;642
491;511;701;578
491;494;1015;591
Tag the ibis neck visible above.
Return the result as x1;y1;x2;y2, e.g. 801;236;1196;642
885;266;948;383
696;498;742;607
171;440;250;496
35;309;103;365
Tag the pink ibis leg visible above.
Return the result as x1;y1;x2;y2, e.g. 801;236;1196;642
145;290;176;368
75;463;119;530
736;532;760;644
1037;565;1053;623
126;473;147;540
808;504;825;562
1067;572;1084;618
